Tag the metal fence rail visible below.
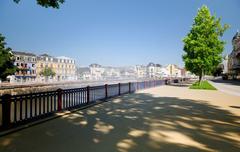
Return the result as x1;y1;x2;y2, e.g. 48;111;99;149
0;80;165;131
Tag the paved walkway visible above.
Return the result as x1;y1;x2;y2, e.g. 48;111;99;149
0;86;240;152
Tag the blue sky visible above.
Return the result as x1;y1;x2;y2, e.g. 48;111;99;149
0;0;239;67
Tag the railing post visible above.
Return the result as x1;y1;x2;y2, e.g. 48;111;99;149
129;82;131;93
2;94;12;129
57;88;63;111
118;83;121;95
105;84;108;98
87;86;90;104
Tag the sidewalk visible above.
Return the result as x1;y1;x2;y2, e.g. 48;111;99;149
0;85;239;152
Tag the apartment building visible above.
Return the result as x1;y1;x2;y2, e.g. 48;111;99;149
11;51;37;83
134;65;147;78
228;31;240;78
165;64;182;77
37;54;76;82
89;64;104;80
147;63;162;78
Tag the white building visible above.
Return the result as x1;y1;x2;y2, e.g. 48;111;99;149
56;56;77;81
147;63;162;78
134;65;147;78
103;67;120;79
159;67;170;77
89;64;104;80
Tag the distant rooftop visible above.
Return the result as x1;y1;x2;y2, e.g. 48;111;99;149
12;51;36;56
39;54;52;57
56;56;73;60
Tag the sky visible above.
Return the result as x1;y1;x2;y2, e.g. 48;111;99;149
0;0;239;67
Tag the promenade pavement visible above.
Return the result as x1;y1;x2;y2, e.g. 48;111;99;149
0;85;240;152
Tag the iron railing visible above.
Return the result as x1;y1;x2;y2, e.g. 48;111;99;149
0;80;165;131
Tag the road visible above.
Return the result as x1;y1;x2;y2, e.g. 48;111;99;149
209;79;240;97
0;85;240;152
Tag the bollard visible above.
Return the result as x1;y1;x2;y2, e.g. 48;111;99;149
105;84;108;98
57;89;63;111
118;83;121;95
87;86;90;104
2;94;12;129
129;82;131;93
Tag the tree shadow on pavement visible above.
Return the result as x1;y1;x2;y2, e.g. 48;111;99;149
0;93;240;152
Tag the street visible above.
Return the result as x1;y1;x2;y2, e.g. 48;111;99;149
210;79;240;97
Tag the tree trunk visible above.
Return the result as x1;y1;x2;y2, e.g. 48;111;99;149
199;69;203;85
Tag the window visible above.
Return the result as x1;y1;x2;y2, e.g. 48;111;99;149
16;57;20;61
16;63;19;66
32;64;35;67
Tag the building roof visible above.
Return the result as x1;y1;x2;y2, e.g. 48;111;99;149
39;53;52;57
90;63;102;67
77;67;90;73
12;51;36;56
232;31;240;41
56;56;73;60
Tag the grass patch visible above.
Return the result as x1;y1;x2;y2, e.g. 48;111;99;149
190;80;217;90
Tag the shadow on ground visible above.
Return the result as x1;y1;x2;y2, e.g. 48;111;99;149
0;92;240;152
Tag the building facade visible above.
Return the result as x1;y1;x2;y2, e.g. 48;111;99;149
146;63;162;78
89;64;104;80
166;64;182;77
134;65;147;78
11;51;37;83
228;32;240;78
37;54;76;82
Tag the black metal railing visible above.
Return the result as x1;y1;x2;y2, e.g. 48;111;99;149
0;80;165;131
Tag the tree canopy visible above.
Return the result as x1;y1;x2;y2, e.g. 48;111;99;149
183;5;229;82
13;0;65;8
0;34;16;81
40;67;56;77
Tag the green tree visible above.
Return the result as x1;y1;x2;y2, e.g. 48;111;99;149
40;67;56;78
0;34;16;81
13;0;64;9
183;5;229;83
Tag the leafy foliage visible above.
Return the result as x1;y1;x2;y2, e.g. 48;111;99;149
40;67;56;77
182;5;229;82
13;0;65;9
0;34;16;81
